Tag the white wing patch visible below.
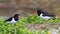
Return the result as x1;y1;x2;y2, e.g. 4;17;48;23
40;13;51;20
7;18;17;23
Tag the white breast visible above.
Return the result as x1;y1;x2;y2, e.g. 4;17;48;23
11;18;17;23
40;13;51;20
7;18;17;23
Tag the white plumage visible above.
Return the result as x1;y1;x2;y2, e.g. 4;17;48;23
40;13;51;20
7;18;17;23
4;14;19;23
37;9;55;20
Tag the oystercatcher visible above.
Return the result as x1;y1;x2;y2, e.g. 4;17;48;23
4;14;19;23
37;9;55;20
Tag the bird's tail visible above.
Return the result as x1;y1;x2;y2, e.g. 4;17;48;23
49;16;58;20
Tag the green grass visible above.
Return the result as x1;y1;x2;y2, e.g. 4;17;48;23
0;14;60;34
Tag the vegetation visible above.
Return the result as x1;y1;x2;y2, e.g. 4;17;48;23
0;14;60;34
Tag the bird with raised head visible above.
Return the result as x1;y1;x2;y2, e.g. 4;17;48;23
4;14;19;23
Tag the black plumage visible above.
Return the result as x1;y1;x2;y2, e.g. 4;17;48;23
37;9;55;20
4;14;19;23
37;9;55;17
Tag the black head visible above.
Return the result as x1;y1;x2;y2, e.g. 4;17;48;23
37;9;44;16
13;14;19;21
14;14;19;17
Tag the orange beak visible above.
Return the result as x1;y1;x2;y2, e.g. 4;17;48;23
18;15;22;19
33;11;37;15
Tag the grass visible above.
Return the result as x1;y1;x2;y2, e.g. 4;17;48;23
0;14;60;34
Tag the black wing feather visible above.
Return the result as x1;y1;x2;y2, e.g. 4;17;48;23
43;14;55;17
4;17;12;22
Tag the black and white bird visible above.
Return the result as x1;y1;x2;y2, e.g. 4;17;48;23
37;9;55;20
4;14;19;23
